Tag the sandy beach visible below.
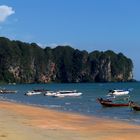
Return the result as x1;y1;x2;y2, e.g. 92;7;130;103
0;101;140;140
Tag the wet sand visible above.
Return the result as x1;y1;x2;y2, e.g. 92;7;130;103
0;101;140;140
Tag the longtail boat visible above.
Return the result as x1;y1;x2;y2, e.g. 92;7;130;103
129;101;140;111
97;98;130;107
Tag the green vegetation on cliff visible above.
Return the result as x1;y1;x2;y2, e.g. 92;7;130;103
0;37;133;83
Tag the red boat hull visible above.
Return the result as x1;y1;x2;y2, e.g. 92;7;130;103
97;98;129;107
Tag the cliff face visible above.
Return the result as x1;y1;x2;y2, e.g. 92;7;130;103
0;37;133;83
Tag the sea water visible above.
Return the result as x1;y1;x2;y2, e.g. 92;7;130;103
0;82;140;124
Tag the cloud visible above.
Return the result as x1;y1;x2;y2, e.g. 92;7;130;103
48;42;73;48
36;43;46;47
0;5;15;23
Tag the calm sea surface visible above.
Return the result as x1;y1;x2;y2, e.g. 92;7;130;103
0;82;140;124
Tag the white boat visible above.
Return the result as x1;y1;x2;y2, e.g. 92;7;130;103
107;89;129;96
54;90;82;97
44;91;57;96
25;90;42;96
25;89;49;96
0;88;17;94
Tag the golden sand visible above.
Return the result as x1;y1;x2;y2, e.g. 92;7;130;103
0;101;140;140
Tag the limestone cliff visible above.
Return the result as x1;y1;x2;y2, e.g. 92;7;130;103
0;37;133;83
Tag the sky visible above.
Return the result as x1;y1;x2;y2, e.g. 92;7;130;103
0;0;140;80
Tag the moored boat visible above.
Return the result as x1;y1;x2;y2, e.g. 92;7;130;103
53;90;82;97
107;89;130;96
97;97;130;107
44;91;57;96
25;90;42;96
0;89;17;94
25;89;48;96
129;101;140;111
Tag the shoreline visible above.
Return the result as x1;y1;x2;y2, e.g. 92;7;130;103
0;101;140;140
2;98;139;126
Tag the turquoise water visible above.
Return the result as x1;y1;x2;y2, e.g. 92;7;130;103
0;82;140;124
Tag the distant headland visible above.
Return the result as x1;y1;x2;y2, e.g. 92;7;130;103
0;37;134;83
